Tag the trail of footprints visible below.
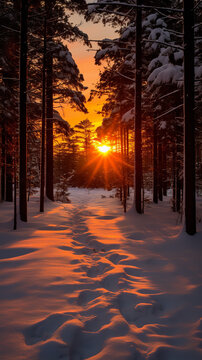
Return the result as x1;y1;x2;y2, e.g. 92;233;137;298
23;208;163;360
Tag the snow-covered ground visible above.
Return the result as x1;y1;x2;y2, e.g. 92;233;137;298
0;188;201;360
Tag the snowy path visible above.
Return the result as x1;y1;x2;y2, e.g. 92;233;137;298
0;189;201;360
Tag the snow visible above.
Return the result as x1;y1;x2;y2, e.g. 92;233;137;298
122;107;134;123
120;26;135;41
148;63;183;86
195;65;202;79
142;13;158;28
0;189;201;360
53;110;70;126
159;120;166;129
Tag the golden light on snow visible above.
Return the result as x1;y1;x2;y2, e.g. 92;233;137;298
97;144;111;154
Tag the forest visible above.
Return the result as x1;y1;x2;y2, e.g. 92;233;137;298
0;1;202;360
0;0;201;234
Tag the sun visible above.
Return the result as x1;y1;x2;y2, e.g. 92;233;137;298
97;144;111;154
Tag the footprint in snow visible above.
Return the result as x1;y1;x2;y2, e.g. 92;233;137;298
77;289;103;306
60;319;84;345
23;313;71;345
107;253;128;264
101;272;129;292
86;262;113;278
84;310;113;332
116;291;162;326
38;340;69;360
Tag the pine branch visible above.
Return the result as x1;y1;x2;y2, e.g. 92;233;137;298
154;104;183;120
142;38;183;50
87;2;183;13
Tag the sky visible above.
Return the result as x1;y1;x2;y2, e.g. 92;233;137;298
58;12;116;129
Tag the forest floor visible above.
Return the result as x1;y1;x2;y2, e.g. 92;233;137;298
0;188;202;360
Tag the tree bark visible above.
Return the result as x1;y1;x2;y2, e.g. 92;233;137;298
158;141;163;201
123;126;127;212
1;124;5;201
176;171;181;213
126;127;130;197
172;143;176;212
162;145;167;196
46;1;54;201
13;149;17;230
19;0;28;221
6;152;13;202
153;118;158;203
183;0;196;234
40;9;47;212
120;126;125;209
135;0;142;214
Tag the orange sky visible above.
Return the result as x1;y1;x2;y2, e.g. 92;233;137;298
58;13;116;129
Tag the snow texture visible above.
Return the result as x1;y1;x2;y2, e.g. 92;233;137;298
0;189;201;360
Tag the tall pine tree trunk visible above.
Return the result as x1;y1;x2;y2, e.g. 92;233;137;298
158;141;163;201
123;126;127;212
183;0;196;234
126;127;130;197
13;146;17;230
153;118;158;203
1;124;5;201
6;150;13;202
19;0;28;221
172;142;177;212
162;145;167;197
134;0;142;213
121;125;124;206
40;9;47;212
46;1;54;201
176;126;182;213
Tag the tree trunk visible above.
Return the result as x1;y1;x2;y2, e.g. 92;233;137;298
134;0;142;214
176;171;181;213
172;143;176;212
126;127;130;197
153;118;158;203
158;141;163;202
6;152;13;202
46;1;54;201
40;10;47;212
1;124;5;201
120;126;125;210
19;0;28;221
13;150;17;230
123;126;127;212
183;0;196;234
162;145;167;196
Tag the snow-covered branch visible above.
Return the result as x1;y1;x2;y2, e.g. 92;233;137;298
154;104;183;120
116;71;134;82
87;2;183;13
142;39;183;51
159;89;181;100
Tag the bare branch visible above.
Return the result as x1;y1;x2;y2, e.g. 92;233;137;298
1;24;20;33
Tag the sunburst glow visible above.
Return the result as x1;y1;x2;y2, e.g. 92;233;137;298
97;144;111;154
